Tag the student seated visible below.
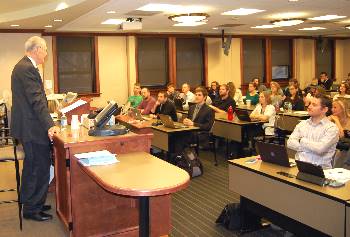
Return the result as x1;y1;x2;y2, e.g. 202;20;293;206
282;84;305;111
270;81;284;107
151;91;177;122
183;87;214;131
138;88;156;115
179;83;195;110
304;85;326;107
208;81;220;102
166;83;180;102
210;84;236;113
250;91;276;136
252;77;267;93
227;81;243;105
333;82;350;101
329;99;350;138
318;72;333;90
244;82;259;106
287;94;339;168
127;83;142;108
284;78;303;98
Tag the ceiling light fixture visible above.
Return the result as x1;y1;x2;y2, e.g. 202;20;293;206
101;18;126;25
345;25;350;30
45;25;53;28
222;8;265;16
251;24;281;29
10;24;19;27
271;18;305;26
288;0;299;2
137;4;209;14
309;15;346;21
174;22;207;27
169;13;209;23
54;19;62;22
55;2;68;11
106;11;116;14
299;26;326;31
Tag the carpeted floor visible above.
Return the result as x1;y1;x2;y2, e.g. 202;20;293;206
0;148;287;237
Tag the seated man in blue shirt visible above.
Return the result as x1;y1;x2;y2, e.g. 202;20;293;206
287;94;339;168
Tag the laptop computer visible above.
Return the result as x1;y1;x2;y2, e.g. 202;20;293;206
295;160;327;186
235;110;251;122
256;142;296;168
130;108;144;121
159;114;188;129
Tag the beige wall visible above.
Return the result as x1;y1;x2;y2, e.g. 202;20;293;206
206;38;241;88
294;39;315;89
92;36;129;108
336;39;350;82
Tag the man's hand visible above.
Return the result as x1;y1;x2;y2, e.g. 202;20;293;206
48;126;60;141
183;118;194;126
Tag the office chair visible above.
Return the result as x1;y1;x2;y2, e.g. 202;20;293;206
0;128;24;230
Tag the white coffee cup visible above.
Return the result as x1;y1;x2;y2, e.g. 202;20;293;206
71;115;80;130
246;100;251;107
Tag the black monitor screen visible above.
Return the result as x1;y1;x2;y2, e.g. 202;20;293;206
272;65;289;80
94;101;118;128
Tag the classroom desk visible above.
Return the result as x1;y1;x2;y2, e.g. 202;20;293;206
116;114;199;153
275;111;309;132
236;104;255;112
53;126;173;237
80;152;190;237
212;117;262;143
229;157;350;237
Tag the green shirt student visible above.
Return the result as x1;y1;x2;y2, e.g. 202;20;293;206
127;95;143;108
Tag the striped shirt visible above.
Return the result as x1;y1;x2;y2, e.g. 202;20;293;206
287;117;339;168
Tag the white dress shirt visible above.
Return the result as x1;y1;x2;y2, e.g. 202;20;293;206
287;117;339;168
181;91;195;110
251;104;276;135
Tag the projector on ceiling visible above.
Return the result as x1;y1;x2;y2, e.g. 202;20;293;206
120;21;142;31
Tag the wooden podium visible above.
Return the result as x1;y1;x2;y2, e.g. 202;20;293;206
53;127;171;237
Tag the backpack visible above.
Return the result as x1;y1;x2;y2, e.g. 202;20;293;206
216;203;262;231
175;148;203;178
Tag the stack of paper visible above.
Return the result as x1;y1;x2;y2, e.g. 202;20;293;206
75;150;119;167
324;168;350;183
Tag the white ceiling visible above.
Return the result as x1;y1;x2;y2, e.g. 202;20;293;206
1;0;350;36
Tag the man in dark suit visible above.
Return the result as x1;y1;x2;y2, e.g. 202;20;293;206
11;36;60;222
318;72;333;90
183;87;214;131
151;91;177;121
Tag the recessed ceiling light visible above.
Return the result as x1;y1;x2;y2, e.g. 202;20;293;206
45;25;53;28
299;26;326;31
137;4;209;14
174;21;207;26
54;19;62;22
309;15;346;21
106;11;116;14
10;24;19;27
212;27;218;30
345;25;350;30
101;19;126;25
269;12;307;19
271;19;305;26
278;29;284;31
222;8;265;16
55;2;68;11
288;0;299;2
251;25;281;29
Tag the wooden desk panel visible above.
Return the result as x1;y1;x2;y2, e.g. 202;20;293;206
53;127;172;237
229;158;350;237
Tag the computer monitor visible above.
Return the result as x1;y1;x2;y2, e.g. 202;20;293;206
94;101;118;128
272;65;289;80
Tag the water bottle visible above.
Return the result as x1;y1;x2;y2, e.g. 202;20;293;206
287;102;293;113
61;113;67;128
227;106;234;121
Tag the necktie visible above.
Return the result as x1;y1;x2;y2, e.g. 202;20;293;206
192;105;200;121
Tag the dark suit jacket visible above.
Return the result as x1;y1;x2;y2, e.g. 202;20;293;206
11;56;54;144
188;103;214;131
318;79;333;90
154;99;178;122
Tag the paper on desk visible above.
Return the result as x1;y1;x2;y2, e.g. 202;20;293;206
324;168;350;183
75;150;119;167
60;99;87;114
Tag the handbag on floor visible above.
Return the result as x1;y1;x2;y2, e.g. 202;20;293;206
175;147;203;178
